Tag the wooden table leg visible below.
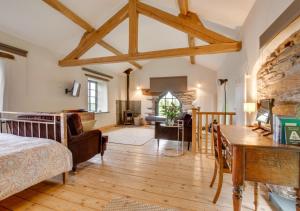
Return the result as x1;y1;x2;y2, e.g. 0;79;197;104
232;146;245;211
296;188;300;211
233;185;243;210
254;182;258;211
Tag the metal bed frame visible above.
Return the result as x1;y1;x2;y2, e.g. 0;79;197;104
0;111;69;183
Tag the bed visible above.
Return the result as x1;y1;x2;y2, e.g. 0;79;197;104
0;112;72;201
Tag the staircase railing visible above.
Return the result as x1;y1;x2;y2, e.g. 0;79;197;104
191;108;236;153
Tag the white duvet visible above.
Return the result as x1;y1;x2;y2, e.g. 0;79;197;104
0;133;72;200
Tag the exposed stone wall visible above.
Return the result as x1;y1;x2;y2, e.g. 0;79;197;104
174;90;196;111
257;29;300;116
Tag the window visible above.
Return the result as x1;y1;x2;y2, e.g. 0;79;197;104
158;91;181;116
88;79;108;113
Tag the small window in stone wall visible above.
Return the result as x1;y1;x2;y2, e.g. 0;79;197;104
157;92;181;116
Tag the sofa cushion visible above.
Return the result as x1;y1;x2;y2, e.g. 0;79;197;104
176;112;187;120
67;114;83;136
184;114;192;127
177;112;192;127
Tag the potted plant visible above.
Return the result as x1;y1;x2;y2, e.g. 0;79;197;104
161;102;180;126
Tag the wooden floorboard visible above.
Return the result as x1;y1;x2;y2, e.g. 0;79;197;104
0;133;275;211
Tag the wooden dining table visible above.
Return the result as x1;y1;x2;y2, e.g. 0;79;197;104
220;125;300;211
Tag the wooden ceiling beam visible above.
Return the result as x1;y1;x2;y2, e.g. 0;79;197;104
97;40;142;69
137;1;236;44
59;42;241;67
43;0;94;32
82;67;114;79
43;0;142;69
179;12;205;29
188;35;196;64
178;0;205;64
61;4;129;61
0;43;28;57
178;0;196;64
128;0;139;56
178;0;189;16
0;51;15;60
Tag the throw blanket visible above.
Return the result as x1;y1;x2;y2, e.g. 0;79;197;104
0;133;72;200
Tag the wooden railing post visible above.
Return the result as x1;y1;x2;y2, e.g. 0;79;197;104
230;114;233;125
198;109;202;153
191;111;236;154
205;114;209;154
192;108;197;153
211;114;214;154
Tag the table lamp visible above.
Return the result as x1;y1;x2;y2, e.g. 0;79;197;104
244;102;256;127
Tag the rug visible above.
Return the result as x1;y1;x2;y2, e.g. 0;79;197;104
103;197;179;211
104;128;154;146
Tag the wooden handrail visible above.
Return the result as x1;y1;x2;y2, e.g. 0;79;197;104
191;108;236;153
196;111;236;115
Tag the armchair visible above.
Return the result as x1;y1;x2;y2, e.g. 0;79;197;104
67;114;105;171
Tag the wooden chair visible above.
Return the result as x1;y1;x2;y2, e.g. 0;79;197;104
210;124;259;210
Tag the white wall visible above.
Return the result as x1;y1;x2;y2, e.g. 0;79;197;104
217;0;298;125
129;58;218;117
0;30;124;128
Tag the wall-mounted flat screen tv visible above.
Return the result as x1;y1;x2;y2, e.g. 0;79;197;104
72;80;81;97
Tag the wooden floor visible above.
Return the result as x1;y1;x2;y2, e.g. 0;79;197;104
0;130;275;211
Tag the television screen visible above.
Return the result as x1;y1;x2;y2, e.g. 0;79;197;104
72;81;81;97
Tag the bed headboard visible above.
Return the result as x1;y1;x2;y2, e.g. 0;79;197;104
0;112;67;146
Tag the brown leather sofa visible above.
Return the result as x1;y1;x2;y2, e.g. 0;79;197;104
155;113;192;150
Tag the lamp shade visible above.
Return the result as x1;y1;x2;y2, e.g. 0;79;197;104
244;103;256;113
217;79;228;86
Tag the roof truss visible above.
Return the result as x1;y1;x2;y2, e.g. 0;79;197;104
44;0;242;68
178;0;204;64
43;0;142;69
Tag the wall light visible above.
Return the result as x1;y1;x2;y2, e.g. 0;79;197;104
197;83;201;88
136;86;141;90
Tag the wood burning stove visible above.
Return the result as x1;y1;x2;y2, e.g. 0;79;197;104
123;110;133;125
123;68;134;125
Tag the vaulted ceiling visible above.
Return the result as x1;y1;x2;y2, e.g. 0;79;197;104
0;0;256;73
